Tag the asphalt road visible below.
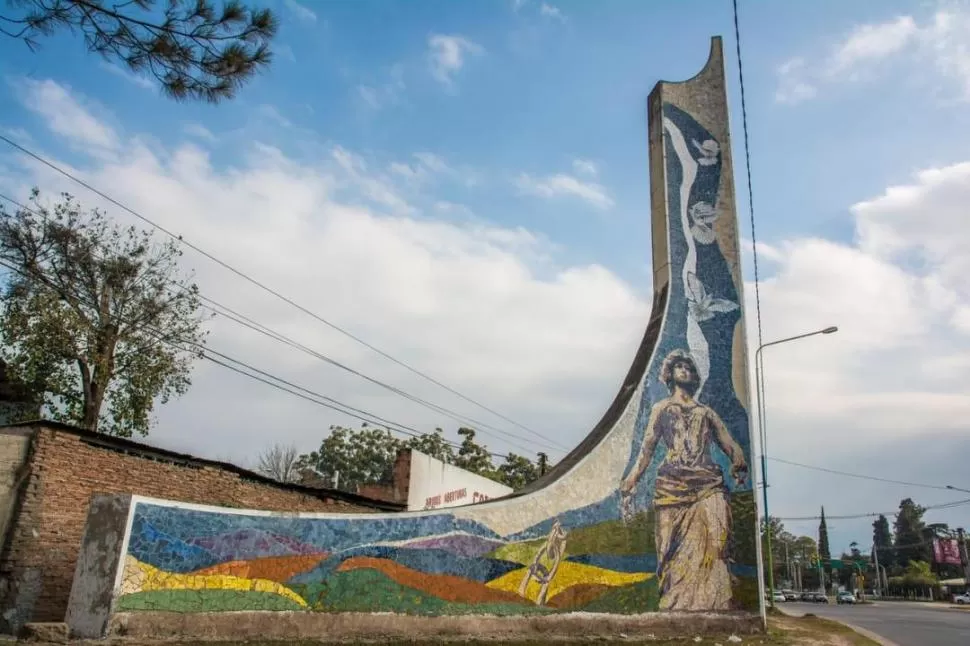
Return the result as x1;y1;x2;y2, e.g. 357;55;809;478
781;600;970;646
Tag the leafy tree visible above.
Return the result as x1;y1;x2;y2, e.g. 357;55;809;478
453;427;495;478
849;541;861;560
0;190;206;436
296;424;402;493
404;427;455;464
255;442;299;483
760;516;789;587
872;514;893;568
295;424;548;494
818;507;832;581
887;559;939;596
536;451;549;476
0;0;278;103
792;535;820;590
496;452;539;490
893;498;931;566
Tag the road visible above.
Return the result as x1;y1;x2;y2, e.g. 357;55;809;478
781;600;970;646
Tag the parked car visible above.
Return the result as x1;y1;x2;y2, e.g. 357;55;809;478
811;592;830;603
954;593;970;604
800;591;814;601
836;591;856;605
772;591;786;603
782;589;798;601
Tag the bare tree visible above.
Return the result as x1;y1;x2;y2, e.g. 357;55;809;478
256;442;299;483
1;0;279;103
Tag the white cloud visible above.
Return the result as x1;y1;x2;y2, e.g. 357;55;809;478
434;200;475;218
182;123;216;143
6;79;970;546
283;0;317;23
852;160;970;306
774;58;818;105
742;158;970;545
571;158;597;177
427;35;484;88
776;7;970;104
357;85;382;109
829;16;918;74
356;64;406;110
516;172;614;210
100;62;154;91
275;44;297;63
14;78;119;151
256;104;292;128
539;3;565;21
413;152;449;174
1;89;646;462
390;152;479;189
740;237;785;263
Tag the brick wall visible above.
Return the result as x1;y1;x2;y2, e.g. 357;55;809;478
0;423;393;627
356;449;411;504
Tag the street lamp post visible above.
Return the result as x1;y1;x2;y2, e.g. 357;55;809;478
755;325;838;608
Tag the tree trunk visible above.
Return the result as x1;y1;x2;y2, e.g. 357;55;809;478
78;360;99;431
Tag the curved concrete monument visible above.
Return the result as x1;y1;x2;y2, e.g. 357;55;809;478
66;37;764;640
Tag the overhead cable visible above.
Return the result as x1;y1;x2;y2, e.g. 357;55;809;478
0;190;565;456
0;134;561;450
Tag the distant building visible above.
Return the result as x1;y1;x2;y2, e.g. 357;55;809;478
355;449;513;511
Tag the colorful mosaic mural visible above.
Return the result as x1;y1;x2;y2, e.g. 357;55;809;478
85;37;761;621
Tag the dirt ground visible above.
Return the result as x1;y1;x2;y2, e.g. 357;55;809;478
767;613;880;645
157;612;879;646
14;613;880;646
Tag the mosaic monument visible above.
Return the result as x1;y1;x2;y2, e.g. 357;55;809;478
66;37;763;639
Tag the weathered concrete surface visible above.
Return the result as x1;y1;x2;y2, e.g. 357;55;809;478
65;495;132;640
20;622;68;643
110;611;764;641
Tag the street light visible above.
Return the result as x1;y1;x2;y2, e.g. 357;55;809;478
755;325;838;608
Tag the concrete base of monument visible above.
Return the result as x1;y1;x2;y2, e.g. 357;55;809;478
104;611;764;641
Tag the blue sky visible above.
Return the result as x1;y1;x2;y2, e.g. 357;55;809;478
7;0;964;285
2;0;970;556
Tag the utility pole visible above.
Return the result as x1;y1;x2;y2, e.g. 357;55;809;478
959;528;970;588
785;541;791;587
817;553;824;593
872;542;882;597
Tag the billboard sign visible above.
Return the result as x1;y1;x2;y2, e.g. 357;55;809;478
406;449;513;512
933;538;963;566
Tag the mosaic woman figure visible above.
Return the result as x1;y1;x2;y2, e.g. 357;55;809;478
619;349;747;611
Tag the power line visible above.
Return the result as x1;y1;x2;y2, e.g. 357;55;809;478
197;296;566;453
0;191;565;456
731;3;765;387
0;134;560;450
198;307;556;451
776;498;970;522
0;257;515;461
768;456;955;492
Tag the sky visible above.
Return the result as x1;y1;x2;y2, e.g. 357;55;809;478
1;0;970;557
